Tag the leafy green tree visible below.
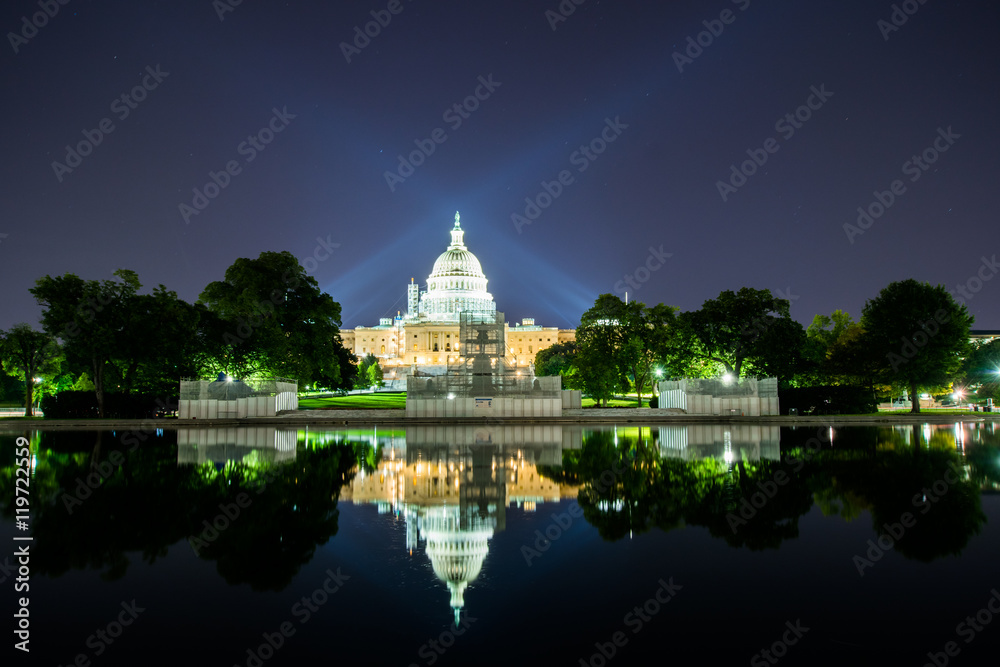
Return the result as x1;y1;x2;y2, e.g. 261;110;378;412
355;354;373;390
534;341;577;378
576;295;675;406
111;286;204;396
671;288;806;382
199;251;352;389
367;358;384;389
806;310;855;348
30;269;142;416
0;324;61;416
860;279;973;413
959;339;1000;401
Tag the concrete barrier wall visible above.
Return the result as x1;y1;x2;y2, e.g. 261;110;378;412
405;397;562;418
561;390;582;409
179;395;287;419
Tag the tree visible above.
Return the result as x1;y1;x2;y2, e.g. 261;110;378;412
0;324;61;416
576;295;676;406
199;251;352;389
672;288;806;382
860;279;973;413
534;341;577;378
355;354;373;390
30;270;141;417
958;339;1000;401
110;286;204;396
367;357;384;389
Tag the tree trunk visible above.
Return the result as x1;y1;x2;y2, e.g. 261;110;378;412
93;357;106;418
909;379;920;414
23;371;34;418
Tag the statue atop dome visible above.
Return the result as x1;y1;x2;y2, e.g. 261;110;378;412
449;211;466;249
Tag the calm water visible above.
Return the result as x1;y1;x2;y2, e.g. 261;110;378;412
2;422;999;666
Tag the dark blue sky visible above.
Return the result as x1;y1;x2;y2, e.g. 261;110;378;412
1;0;998;331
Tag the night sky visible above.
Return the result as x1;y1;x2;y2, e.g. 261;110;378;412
2;0;998;332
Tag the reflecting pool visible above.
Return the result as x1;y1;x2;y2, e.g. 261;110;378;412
2;422;999;666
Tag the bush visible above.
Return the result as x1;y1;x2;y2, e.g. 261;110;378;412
648;395;658;408
779;385;877;415
41;391;174;419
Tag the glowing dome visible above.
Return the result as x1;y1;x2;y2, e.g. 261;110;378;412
418;212;496;322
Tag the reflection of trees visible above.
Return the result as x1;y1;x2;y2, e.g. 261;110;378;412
813;425;985;562
684;458;813;551
193;443;358;591
966;442;1000;489
545;426;986;561
2;431;200;581
0;432;366;590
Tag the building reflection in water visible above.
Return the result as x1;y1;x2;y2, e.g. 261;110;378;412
343;425;581;624
176;427;298;465
657;424;781;462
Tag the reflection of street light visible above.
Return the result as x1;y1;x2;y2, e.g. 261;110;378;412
722;373;733;385
33;377;43;413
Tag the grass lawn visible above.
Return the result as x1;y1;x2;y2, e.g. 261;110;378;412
581;397;650;408
298;393;406;410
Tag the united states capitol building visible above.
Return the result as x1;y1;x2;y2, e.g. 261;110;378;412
339;212;575;380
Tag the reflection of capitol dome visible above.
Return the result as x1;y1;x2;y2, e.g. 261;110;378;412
418;212;496;322
421;507;493;626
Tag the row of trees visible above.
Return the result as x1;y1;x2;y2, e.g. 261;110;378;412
1;251;358;416
537;280;987;413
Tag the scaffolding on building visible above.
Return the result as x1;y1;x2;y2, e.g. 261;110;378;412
406;311;561;399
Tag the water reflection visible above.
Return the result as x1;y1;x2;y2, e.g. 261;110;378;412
344;425;579;623
177;427;297;465
1;422;997;595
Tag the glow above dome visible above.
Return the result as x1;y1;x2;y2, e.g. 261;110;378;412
418;212;496;322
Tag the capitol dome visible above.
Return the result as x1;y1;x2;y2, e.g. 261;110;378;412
418;212;496;322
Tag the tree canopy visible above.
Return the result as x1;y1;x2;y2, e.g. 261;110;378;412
860;279;973;412
198;251;353;389
0;323;60;416
671;287;807;382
